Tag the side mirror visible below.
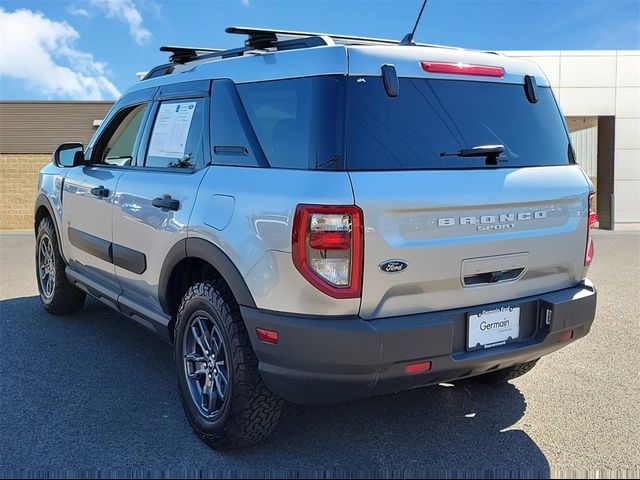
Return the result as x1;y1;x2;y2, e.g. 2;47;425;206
53;143;84;167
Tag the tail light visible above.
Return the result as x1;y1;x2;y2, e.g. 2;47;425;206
292;205;363;299
585;191;597;266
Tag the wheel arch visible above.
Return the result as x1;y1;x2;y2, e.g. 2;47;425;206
159;237;257;319
34;194;66;261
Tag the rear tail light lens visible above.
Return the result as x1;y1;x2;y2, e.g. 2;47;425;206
585;192;597;266
292;205;363;299
421;61;505;78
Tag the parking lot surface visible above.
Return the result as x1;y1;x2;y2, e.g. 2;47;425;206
1;230;639;478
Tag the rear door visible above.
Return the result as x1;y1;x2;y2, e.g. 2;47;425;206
112;81;210;313
345;75;592;319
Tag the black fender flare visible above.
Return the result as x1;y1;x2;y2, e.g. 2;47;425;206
34;194;67;262
158;237;257;314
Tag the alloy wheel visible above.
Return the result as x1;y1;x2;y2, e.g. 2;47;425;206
38;235;55;299
183;311;230;419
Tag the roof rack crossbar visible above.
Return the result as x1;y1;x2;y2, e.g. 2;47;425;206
157;35;332;68
160;46;224;64
225;26;434;47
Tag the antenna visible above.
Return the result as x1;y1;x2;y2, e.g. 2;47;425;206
400;0;429;45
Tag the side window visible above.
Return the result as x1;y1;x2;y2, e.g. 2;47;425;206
210;79;266;167
236;76;344;169
145;98;204;169
99;104;148;166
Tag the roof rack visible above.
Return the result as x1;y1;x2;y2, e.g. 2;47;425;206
160;46;224;64
146;26;457;80
225;26;447;48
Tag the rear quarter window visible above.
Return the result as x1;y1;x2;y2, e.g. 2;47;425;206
237;76;345;169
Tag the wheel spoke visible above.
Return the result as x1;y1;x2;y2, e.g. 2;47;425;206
185;352;207;379
191;317;213;353
187;366;207;380
211;325;223;356
214;371;228;400
206;383;217;413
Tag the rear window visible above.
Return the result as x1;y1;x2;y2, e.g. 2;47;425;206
237;76;345;169
346;77;571;170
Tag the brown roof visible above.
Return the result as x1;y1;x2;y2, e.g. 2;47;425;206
0;101;114;154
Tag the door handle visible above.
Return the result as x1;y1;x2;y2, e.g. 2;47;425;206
90;185;109;197
152;195;180;211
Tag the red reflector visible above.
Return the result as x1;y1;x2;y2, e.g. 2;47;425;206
309;231;351;250
585;238;595;266
421;61;505;78
585;191;597;266
256;328;278;344
559;330;574;342
405;361;432;374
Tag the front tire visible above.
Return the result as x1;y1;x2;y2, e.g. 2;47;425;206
174;281;283;449
36;217;86;315
473;359;540;383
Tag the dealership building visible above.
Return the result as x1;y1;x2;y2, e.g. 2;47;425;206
0;49;638;230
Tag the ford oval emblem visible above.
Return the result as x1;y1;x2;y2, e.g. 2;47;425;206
378;259;408;274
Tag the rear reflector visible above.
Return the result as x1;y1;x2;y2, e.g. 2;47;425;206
559;330;573;343
405;361;432;374
421;61;505;78
256;328;278;344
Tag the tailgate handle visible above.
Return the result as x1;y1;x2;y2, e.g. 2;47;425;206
464;268;524;286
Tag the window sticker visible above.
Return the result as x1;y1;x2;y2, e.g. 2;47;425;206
148;102;197;158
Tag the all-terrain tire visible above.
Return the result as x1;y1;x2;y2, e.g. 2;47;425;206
174;281;283;449
36;216;86;315
474;359;540;383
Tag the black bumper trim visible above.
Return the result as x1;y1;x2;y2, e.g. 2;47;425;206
241;281;596;405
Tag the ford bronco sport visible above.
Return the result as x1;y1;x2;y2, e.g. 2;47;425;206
35;27;597;449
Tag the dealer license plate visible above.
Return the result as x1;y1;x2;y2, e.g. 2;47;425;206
467;306;520;351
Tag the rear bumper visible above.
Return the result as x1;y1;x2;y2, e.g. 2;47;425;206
241;280;596;404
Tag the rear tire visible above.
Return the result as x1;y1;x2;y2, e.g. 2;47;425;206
473;359;540;383
36;217;86;315
174;281;283;449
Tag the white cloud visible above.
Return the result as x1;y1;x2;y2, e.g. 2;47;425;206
241;0;251;6
68;6;91;18
89;0;152;45
0;8;120;100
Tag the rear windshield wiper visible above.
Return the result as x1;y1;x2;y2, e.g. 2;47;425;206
440;144;505;158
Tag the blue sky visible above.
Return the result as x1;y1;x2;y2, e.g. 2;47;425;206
0;0;638;100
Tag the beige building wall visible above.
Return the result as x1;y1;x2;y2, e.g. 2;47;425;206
0;101;113;229
0;154;51;229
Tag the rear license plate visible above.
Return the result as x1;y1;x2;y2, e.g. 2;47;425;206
467;306;520;351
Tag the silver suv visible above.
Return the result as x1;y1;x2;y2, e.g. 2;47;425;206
35;27;597;449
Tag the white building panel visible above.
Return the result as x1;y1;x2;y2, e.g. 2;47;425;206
560;56;617;88
615;87;640;118
613;180;640;223
559;88;616;116
615;149;640;181
615;119;640;150
616;55;640;87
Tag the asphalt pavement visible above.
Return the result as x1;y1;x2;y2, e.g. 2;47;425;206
1;230;638;478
